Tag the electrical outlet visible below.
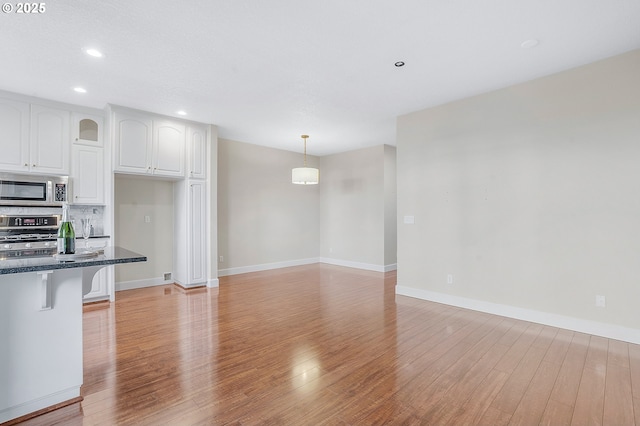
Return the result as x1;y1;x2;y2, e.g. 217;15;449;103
595;295;606;308
163;272;172;281
219;256;224;263
144;215;151;223
447;274;453;284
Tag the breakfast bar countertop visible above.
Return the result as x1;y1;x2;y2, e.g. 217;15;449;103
0;246;147;275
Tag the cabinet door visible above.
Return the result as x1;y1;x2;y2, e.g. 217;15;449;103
188;180;207;284
72;145;104;204
30;105;70;175
187;125;207;179
72;113;103;146
83;268;108;301
0;98;30;172
153;119;185;177
114;111;152;174
77;238;110;301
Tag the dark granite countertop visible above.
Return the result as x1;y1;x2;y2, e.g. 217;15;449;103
0;247;146;275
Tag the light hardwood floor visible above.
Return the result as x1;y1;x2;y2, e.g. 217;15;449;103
13;263;640;425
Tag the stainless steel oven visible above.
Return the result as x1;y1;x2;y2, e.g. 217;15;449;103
0;214;60;259
0;173;69;206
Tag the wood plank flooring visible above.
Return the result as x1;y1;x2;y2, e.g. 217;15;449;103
13;263;640;425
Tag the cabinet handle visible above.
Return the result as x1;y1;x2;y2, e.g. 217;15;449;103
24;163;28;166
32;164;36;167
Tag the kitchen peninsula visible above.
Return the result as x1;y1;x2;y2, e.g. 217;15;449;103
0;247;146;424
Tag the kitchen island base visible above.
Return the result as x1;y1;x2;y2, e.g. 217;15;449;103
0;248;146;424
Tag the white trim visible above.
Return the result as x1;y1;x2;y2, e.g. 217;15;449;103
319;257;392;272
218;258;319;277
173;278;206;289
115;277;173;292
384;263;398;272
207;278;219;288
0;386;80;424
396;285;640;345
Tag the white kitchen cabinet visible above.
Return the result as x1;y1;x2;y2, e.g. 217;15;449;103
71;145;104;204
0;100;69;174
0;98;30;173
83;267;109;302
153;119;185;177
113;109;185;178
113;110;152;174
29;104;70;175
77;238;111;302
173;179;207;287
72;113;103;146
187;124;207;179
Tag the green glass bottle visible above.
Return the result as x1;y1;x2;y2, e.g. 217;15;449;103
57;203;75;254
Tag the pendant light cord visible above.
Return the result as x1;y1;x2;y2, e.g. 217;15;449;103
301;135;309;166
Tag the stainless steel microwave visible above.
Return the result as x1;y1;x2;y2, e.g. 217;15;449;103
0;173;70;206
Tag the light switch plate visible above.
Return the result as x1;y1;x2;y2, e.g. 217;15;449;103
403;215;415;224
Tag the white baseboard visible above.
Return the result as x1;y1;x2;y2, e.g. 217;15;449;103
396;285;640;345
115;277;173;292
117;277;220;291
218;258;319;277
219;258;396;277
173;279;206;289
384;263;398;272
0;386;80;424
319;257;396;272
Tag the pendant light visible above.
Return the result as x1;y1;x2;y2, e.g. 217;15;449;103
292;134;319;185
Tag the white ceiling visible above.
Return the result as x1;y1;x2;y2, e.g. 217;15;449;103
1;1;639;156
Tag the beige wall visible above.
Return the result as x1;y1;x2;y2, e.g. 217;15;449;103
218;139;397;273
319;145;396;269
397;49;640;332
114;175;174;282
217;138;320;273
384;145;397;266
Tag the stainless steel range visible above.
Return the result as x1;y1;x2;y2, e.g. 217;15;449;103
0;215;60;259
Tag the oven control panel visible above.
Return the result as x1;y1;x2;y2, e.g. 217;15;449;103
0;215;59;228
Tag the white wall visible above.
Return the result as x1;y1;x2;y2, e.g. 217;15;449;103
396;49;640;341
217;138;320;275
114;175;174;283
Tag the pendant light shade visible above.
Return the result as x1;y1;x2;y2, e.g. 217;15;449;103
292;135;319;185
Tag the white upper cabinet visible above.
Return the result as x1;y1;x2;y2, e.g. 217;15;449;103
153;120;185;177
113;110;153;174
0;100;69;175
72;113;103;146
187;124;207;179
0;98;29;173
71;144;104;204
113;109;185;178
29;105;70;175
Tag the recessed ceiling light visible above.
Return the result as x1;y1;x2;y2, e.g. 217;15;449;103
73;87;87;93
176;110;187;116
85;48;103;58
520;39;539;49
394;61;405;67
